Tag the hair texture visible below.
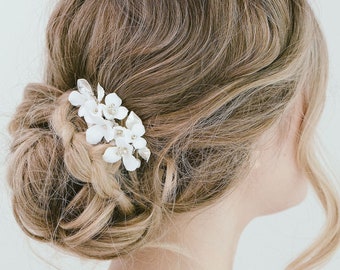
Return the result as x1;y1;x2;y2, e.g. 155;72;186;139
7;0;340;269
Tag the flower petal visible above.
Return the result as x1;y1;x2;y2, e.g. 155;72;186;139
104;126;115;142
83;99;98;112
78;105;87;117
86;125;106;144
112;126;131;143
115;137;133;152
97;83;105;102
69;91;87;106
105;93;122;107
97;103;106;112
77;79;94;97
126;111;143;130
133;137;147;149
84;112;106;125
122;154;141;171
115;106;128;120
103;147;121;163
82;100;106;125
138;147;151;161
102;107;114;120
131;123;145;137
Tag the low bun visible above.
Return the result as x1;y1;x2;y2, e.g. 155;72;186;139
7;83;162;259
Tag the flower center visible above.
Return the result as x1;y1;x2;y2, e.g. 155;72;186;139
108;104;116;114
117;146;129;156
116;130;123;136
132;135;137;140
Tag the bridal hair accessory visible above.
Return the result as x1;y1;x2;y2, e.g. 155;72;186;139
68;79;151;172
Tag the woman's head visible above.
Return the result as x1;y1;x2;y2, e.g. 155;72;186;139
7;0;339;269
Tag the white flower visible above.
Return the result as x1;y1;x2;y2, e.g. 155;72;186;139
102;93;128;120
82;99;105;126
137;147;151;162
125;111;147;149
68;79;95;114
103;138;141;171
112;125;132;142
68;79;105;118
86;122;115;144
69;79;95;105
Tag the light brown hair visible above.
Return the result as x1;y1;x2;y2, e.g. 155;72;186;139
7;0;340;269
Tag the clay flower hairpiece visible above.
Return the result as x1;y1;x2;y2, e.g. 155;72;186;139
68;79;151;171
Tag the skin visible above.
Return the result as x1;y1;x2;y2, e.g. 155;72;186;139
109;94;309;270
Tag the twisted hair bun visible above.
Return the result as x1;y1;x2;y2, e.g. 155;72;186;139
8;83;160;259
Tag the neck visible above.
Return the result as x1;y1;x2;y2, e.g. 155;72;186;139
110;183;256;270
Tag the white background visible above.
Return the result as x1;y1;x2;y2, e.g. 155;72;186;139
0;1;339;269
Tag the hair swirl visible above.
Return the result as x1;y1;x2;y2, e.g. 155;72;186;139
8;84;161;259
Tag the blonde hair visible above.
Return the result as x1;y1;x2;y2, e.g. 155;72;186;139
7;0;340;269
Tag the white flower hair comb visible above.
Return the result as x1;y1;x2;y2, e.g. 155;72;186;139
68;79;151;172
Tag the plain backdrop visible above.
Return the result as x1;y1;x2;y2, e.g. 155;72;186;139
0;1;339;269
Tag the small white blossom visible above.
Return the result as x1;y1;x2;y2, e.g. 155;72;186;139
69;79;106;120
82;100;105;126
86;120;114;144
112;126;132;142
125;111;147;149
68;79;96;116
103;138;141;171
102;93;128;120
